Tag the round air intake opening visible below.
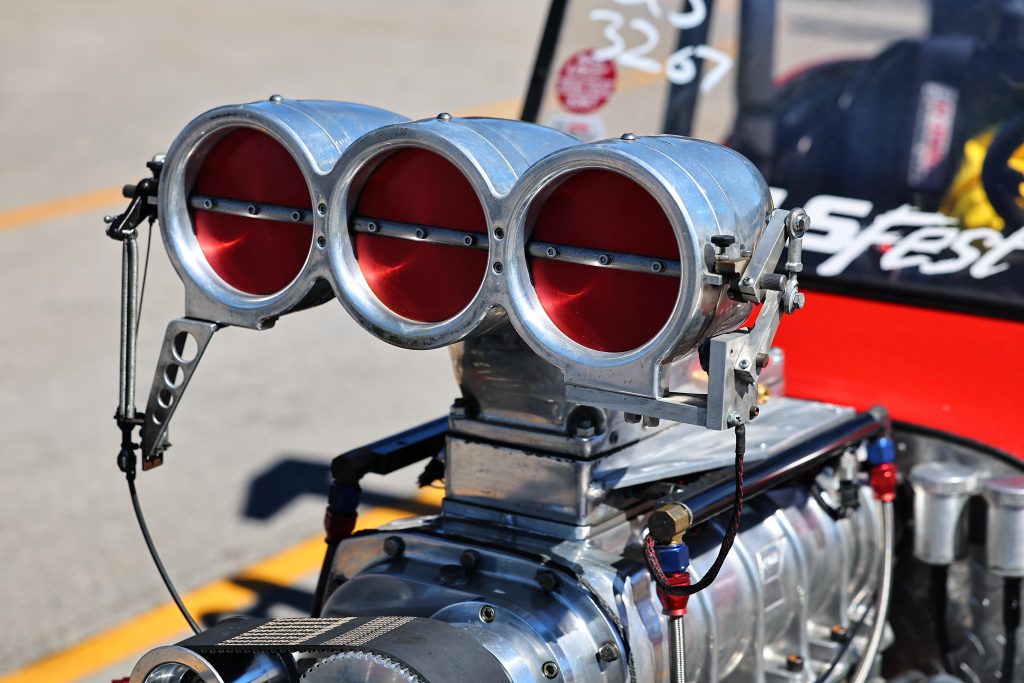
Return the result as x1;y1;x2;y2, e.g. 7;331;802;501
352;148;488;323
528;169;681;353
191;128;313;296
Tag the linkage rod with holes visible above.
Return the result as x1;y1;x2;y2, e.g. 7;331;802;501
189;194;314;225
187;195;685;277
352;215;682;277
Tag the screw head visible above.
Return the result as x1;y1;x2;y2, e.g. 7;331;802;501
546;245;559;258
202;198;214;210
738;359;750;370
479;605;496;623
650;261;664;273
316;235;327;248
460;549;480;570
492;261;503;274
269;94;284;103
247;204;259;216
291;211;303;223
366;221;379;233
317;202;328;216
598;642;620;662
493;227;505;240
740;276;753;286
437;112;453;121
598;254;611;266
463;235;475;246
620;132;637;141
383;536;405;558
415;227;426;239
536;569;558;591
542;661;559;679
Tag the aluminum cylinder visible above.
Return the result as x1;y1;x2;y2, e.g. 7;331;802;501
982;475;1024;577
325;116;578;349
909;462;980;565
158;98;405;328
503;134;772;397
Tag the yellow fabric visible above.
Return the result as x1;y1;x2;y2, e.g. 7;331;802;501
940;128;1024;230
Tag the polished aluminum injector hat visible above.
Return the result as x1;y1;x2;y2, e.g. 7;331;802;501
325;115;577;349
158;97;405;328
504;134;777;429
982;475;1024;576
909;462;980;564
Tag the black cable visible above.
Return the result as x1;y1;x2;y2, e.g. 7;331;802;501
1003;576;1021;682
124;460;201;634
310;539;339;618
644;423;745;596
930;564;957;675
810;482;844;521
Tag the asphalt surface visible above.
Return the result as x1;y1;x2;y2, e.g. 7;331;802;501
0;0;922;678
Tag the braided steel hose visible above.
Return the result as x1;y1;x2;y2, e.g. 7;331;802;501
669;616;686;683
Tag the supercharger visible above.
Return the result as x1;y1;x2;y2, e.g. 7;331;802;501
109;98;1022;683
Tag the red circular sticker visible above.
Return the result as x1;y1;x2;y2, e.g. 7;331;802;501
555;49;617;114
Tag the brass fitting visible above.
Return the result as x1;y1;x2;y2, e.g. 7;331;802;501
648;503;693;545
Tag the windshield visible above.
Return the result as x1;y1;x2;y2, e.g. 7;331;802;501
527;0;1024;319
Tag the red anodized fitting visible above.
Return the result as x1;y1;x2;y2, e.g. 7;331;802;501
656;571;692;618
870;462;898;502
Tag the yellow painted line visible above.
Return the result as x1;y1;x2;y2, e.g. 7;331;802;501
0;487;445;683
0;186;124;234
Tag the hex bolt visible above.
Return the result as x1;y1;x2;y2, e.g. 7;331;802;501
794;292;806;309
383;536;405;559
546;245;559;258
598;254;611;266
830;625;848;643
786;655;805;673
727;412;744;427
542;661;559;679
316;235;327;249
536;569;558;591
366;221;379;233
786;208;810;237
479;605;496;623
598;642;620;663
269;94;284;103
572;418;596;439
642;415;660;428
436;112;453;122
460;549;480;571
623;412;642;424
463;235;475;247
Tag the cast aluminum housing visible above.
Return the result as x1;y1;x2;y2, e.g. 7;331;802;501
158;97;406;328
